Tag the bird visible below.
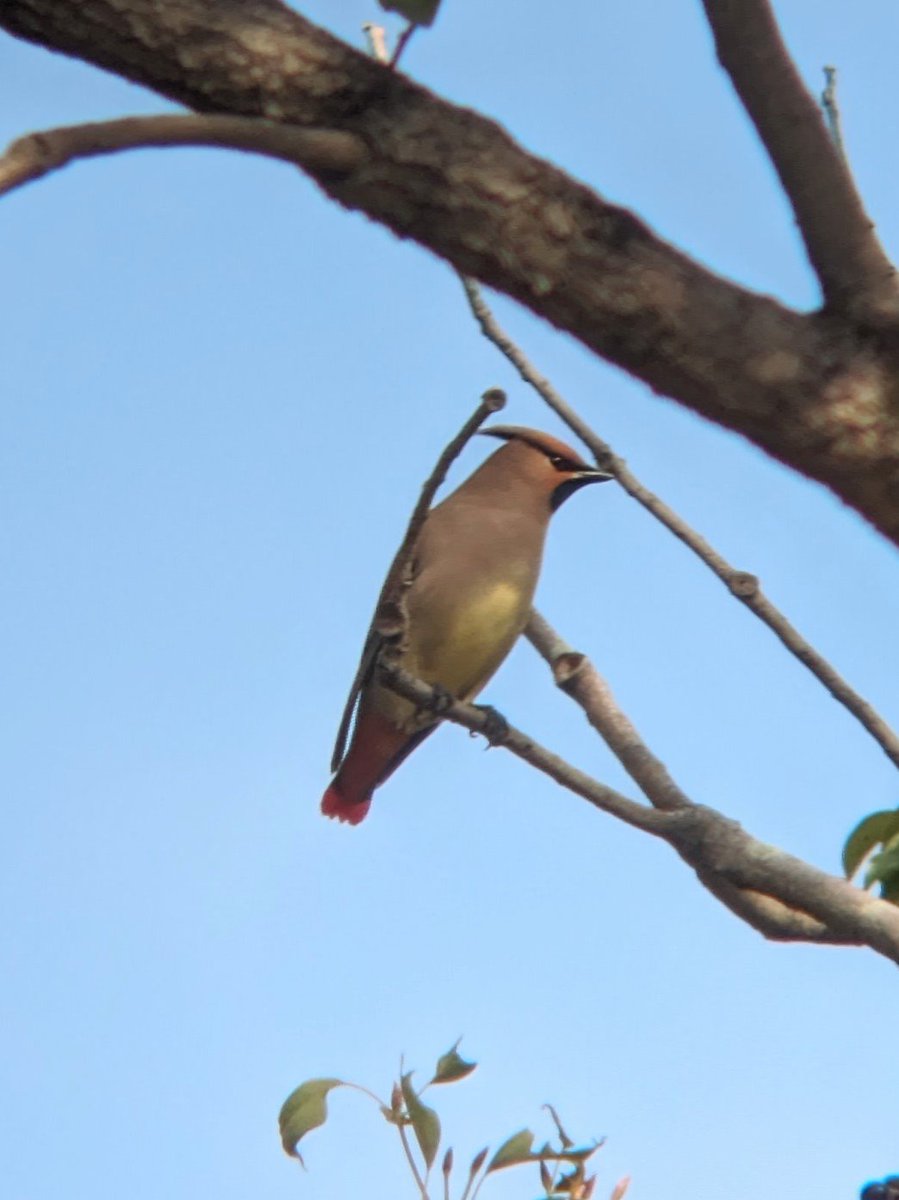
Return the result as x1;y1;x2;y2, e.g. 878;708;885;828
321;425;612;825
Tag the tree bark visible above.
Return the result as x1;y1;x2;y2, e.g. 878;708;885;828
3;0;899;542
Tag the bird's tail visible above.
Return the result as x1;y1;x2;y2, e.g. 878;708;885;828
321;781;372;825
320;709;435;825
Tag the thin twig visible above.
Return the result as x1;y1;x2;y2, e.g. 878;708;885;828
378;663;899;963
820;65;846;160
330;389;505;770
701;0;899;322
391;23;418;67
375;387;506;643
398;1119;430;1200
460;275;899;773
379;662;671;836
362;21;389;64
0;114;364;200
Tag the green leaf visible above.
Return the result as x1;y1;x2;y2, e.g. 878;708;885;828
487;1129;536;1172
842;809;899;878
278;1078;344;1161
432;1039;477;1085
401;1073;441;1170
378;0;442;26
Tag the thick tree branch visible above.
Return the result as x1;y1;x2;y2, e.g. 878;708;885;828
0;113;364;198
464;279;899;772
3;1;899;542
701;0;899;325
380;662;899;964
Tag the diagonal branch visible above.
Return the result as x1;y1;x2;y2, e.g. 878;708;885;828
525;612;691;813
701;0;899;324
373;387;507;646
524;610;860;944
0;113;364;199
330;388;505;771
463;278;899;772
379;661;899;964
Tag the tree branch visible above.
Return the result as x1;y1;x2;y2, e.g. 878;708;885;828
330;389;505;771
525;612;690;813
3;0;899;542
463;278;899;772
701;0;899;324
379;662;899;964
374;387;507;647
523;610;872;945
0;113;364;199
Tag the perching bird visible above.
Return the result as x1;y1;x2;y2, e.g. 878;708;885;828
321;426;611;824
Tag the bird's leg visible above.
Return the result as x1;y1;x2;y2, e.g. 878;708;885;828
472;704;510;747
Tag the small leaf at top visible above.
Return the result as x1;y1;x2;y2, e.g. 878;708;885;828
544;1103;574;1148
278;1078;344;1161
378;0;442;27
401;1073;441;1170
432;1039;477;1085
842;809;899;878
487;1128;536;1172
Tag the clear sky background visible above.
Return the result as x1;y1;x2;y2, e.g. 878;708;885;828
2;3;898;1198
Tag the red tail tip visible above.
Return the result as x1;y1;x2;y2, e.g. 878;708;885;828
321;784;372;826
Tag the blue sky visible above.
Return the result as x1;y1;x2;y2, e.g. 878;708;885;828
2;3;898;1198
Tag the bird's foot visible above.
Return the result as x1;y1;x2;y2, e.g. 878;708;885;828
473;704;509;747
426;683;456;716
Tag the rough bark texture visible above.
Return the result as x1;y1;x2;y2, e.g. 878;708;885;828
3;0;899;544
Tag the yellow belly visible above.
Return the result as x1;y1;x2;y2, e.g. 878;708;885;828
412;579;528;699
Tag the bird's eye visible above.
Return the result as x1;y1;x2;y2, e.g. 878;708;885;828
549;454;577;472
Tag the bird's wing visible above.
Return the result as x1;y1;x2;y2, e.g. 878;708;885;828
329;545;425;773
330;626;382;773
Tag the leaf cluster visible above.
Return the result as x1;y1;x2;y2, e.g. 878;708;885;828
278;1042;619;1200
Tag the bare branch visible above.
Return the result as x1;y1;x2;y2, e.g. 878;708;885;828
0;114;364;200
391;23;417;68
701;0;899;324
525;612;863;945
361;22;389;65
378;663;671;836
694;871;851;944
374;387;506;645
379;662;899;963
463;278;899;772
522;610;899;956
525;612;689;812
330;389;505;771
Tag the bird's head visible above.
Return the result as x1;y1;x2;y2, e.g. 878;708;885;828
480;425;613;511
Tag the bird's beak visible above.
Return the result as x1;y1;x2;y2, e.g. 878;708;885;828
551;468;613;511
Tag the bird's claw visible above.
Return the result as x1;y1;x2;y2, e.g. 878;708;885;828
426;683;456;716
473;704;509;747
